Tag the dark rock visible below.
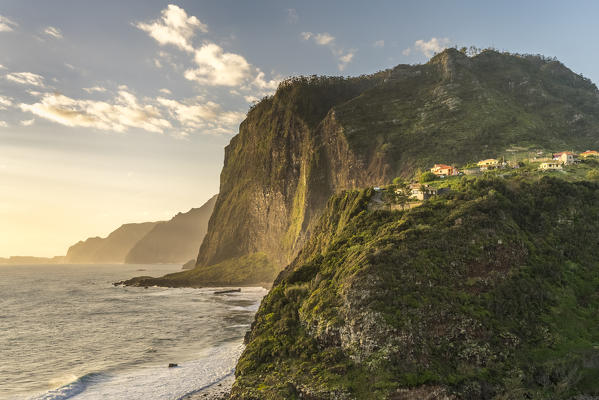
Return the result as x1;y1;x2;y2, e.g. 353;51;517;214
214;289;241;295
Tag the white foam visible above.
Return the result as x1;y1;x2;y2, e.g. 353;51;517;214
32;342;244;400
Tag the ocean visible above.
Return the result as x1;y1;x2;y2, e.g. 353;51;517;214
0;264;267;400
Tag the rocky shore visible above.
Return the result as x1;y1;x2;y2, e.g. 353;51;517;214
181;374;233;400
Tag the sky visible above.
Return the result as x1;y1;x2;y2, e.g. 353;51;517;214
3;0;599;257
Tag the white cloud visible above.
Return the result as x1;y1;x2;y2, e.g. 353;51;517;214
0;15;17;32
405;37;451;58
135;4;207;53
302;32;355;71
6;72;45;87
184;43;251;86
83;86;107;93
44;26;63;39
301;31;335;46
287;9;298;24
0;120;7;127
336;50;355;71
373;40;385;48
21;119;35;126
0;95;13;110
159;88;172;95
139;6;280;104
157;97;244;135
0;64;6;70
19;91;171;134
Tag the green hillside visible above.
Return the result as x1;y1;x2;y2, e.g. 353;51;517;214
232;174;599;399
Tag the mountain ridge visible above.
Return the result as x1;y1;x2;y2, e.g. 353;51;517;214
155;48;599;287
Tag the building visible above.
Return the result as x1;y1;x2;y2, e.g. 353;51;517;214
430;164;458;176
539;162;563;171
407;184;437;200
580;150;599;158
552;151;576;165
477;158;500;170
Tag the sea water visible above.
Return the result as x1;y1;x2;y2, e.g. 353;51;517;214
0;264;266;400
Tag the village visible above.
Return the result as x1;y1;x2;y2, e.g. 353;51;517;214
370;149;599;211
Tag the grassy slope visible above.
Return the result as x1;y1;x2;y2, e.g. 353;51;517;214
232;174;599;399
121;252;278;288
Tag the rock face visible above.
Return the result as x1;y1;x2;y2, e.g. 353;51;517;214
192;49;599;284
125;195;217;264
232;177;599;399
65;222;159;264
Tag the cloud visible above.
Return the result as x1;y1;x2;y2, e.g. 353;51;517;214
302;32;355;71
184;43;251;86
83;86;107;93
20;119;35;126
287;9;298;24
0;64;6;70
139;6;280;100
135;4;207;53
373;40;385;48
0;95;13;110
19;91;171;133
0;15;17;32
44;26;63;39
0;120;7;127
157;97;244;135
301;31;335;46
6;72;45;87
336;50;355;71
404;37;451;58
159;88;172;95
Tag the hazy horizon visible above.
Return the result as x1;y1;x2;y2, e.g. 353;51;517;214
4;0;599;257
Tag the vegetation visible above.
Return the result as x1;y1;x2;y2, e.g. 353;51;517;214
121;253;277;288
232;174;599;399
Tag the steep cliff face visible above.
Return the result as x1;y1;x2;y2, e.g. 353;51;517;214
65;222;158;264
232;176;599;399
125;195;217;264
193;49;599;281
196;75;388;269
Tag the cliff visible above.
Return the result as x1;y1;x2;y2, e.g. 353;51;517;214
160;49;599;286
232;175;599;399
125;195;217;264
65;222;159;264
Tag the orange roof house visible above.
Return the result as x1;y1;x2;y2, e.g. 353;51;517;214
430;164;458;176
580;150;599;158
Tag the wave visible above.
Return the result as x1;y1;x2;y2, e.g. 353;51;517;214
29;342;244;400
29;372;107;400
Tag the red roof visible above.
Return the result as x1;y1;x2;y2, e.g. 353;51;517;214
433;164;452;169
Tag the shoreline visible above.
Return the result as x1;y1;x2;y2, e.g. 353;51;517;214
181;374;233;400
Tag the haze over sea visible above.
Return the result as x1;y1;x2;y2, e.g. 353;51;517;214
0;264;266;400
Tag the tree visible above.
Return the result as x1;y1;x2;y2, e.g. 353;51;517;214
393;179;412;208
420;171;438;183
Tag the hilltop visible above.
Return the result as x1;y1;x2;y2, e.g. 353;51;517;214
149;48;599;287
